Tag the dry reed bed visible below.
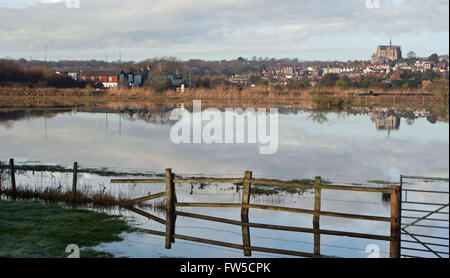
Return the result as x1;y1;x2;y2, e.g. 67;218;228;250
1;85;439;100
1;85;446;112
0;184;166;211
0;87;96;97
105;86;415;100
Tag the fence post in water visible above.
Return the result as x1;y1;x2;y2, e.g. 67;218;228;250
165;168;176;249
313;176;322;257
390;185;401;258
242;171;252;211
10;159;17;200
72;162;78;202
241;171;253;256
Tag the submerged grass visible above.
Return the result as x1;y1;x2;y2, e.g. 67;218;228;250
1;162;332;207
0;200;134;258
236;178;326;195
10;164;165;178
368;180;400;185
1;185;132;207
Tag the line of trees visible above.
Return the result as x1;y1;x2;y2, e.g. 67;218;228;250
0;59;91;88
317;74;377;89
315;68;444;91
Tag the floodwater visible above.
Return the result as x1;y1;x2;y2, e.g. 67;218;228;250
0;104;448;258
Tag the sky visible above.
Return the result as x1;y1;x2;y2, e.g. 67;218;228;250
0;0;448;62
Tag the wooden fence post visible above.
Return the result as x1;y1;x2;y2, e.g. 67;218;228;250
0;163;3;195
390;185;401;258
165;168;175;211
10;159;16;200
313;176;322;257
241;171;253;256
165;168;176;249
72;162;78;202
242;171;252;211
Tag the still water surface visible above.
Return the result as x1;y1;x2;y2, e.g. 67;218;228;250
1;107;448;180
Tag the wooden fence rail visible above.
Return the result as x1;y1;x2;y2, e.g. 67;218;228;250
111;168;401;258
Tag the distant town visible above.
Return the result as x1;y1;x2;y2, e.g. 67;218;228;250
0;40;449;92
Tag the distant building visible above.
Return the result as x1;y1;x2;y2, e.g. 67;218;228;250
439;55;449;63
149;71;187;90
80;70;119;88
371;38;402;64
323;67;341;74
370;113;400;130
120;68;146;88
422;61;433;71
394;62;412;72
160;72;185;87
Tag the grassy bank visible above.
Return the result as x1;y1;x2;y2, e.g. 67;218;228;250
1;85;447;113
0;84;447;100
0;200;134;258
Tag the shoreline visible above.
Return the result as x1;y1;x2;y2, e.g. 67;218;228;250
0;90;447;108
0;86;448;123
0;85;447;98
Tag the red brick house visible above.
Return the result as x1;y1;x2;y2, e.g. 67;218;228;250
80;71;119;88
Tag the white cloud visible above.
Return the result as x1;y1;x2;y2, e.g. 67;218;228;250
0;0;66;9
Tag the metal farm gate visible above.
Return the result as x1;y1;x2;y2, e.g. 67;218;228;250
400;175;449;258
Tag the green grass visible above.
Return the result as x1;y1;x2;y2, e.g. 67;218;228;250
289;178;332;185
235;178;328;196
0;200;134;258
368;180;400;185
250;186;282;196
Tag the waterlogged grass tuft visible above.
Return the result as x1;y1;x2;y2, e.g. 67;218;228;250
368;180;400;185
0;200;134;258
234;178;329;196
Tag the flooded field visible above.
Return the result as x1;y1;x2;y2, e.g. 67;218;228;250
0;104;448;258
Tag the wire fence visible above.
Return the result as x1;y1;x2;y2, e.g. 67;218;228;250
0;161;392;208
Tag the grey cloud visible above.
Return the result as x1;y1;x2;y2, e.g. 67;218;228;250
0;0;448;53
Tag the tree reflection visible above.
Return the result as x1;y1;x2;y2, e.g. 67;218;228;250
406;118;415;126
308;110;328;124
